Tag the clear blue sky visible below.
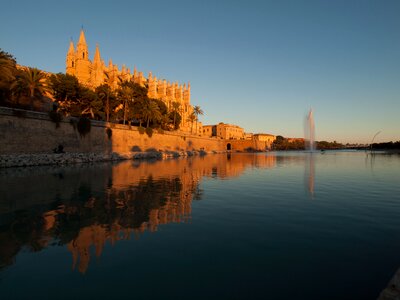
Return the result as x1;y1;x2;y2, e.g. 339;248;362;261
1;0;399;143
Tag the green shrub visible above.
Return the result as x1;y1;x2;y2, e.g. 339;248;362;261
106;128;112;140
157;128;164;134
77;117;91;137
48;110;63;128
138;126;145;134
145;127;153;137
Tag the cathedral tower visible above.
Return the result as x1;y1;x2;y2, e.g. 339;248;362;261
66;40;75;76
65;29;193;133
90;44;105;88
74;29;91;84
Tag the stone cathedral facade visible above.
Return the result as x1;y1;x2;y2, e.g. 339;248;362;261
66;29;194;131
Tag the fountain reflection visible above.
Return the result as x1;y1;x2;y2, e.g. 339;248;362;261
0;154;276;273
304;153;316;198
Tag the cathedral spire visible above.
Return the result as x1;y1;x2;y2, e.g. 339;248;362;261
78;29;87;46
66;39;76;75
68;39;75;55
76;29;89;61
93;43;101;63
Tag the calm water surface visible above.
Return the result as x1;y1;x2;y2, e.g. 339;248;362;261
1;151;400;300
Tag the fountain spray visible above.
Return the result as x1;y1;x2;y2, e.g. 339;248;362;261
305;109;315;151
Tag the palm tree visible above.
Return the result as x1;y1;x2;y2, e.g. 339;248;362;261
193;105;204;135
141;99;161;128
121;87;131;125
0;50;17;104
103;75;111;122
187;112;196;134
0;51;16;86
97;83;113;122
13;67;48;110
171;101;181;130
117;80;134;125
102;71;122;121
148;101;161;128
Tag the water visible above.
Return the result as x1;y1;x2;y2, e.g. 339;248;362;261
1;152;400;300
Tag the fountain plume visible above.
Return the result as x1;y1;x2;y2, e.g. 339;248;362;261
304;109;315;151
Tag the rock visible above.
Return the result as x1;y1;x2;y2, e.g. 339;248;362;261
0;149;221;168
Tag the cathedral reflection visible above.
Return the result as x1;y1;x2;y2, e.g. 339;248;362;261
0;154;276;273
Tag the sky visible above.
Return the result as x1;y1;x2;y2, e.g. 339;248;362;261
1;0;399;143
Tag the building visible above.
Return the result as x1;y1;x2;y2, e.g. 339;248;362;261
195;122;203;136
287;138;305;143
202;125;214;138
253;133;276;149
244;132;253;140
202;123;244;140
216;123;244;140
66;29;194;132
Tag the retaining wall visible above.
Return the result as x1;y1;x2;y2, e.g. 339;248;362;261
0;107;226;155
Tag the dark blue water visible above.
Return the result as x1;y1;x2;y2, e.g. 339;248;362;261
1;151;399;299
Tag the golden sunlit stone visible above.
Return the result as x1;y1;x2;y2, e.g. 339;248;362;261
66;29;194;133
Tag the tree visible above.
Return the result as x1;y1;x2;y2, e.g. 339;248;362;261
272;136;287;150
48;73;80;101
132;97;145;127
171;101;181;130
272;136;306;150
116;80;148;125
193;105;204;135
13;67;49;110
187;112;196;134
79;87;103;119
0;49;17;104
153;99;169;128
141;99;161;128
117;81;134;124
0;50;16;82
48;73;103;119
96;84;115;122
276;135;285;143
103;70;119;90
101;71;122;121
169;111;181;130
48;73;81;115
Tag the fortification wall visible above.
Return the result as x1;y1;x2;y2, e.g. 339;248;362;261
0;107;225;155
229;139;269;151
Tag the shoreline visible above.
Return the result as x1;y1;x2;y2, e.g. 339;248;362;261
0;150;227;168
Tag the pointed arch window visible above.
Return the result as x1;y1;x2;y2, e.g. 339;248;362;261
82;52;85;59
72;61;74;67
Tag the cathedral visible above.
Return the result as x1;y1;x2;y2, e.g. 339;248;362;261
66;29;194;131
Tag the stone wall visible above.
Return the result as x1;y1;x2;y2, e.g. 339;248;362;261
0;107;225;155
228;139;269;151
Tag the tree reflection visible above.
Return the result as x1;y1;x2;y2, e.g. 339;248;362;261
0;172;197;273
0;154;277;273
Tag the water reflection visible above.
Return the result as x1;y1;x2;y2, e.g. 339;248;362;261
305;153;316;198
0;154;277;273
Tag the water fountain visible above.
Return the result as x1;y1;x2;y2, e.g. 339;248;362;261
304;108;315;151
304;109;316;198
